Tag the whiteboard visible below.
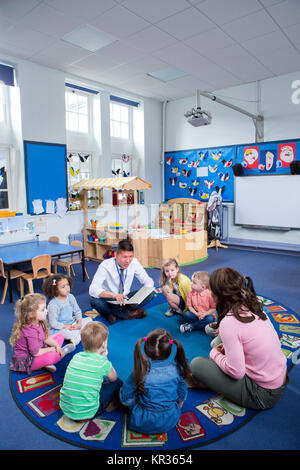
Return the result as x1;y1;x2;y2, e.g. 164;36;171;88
235;175;300;228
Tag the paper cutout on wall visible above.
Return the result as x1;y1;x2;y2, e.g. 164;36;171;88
56;198;68;217
46;200;55;214
34;216;47;234
278;143;295;167
32;199;44;215
242;147;259;169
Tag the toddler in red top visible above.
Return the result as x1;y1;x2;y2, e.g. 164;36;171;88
180;271;216;334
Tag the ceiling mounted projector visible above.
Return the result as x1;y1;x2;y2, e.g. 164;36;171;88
183;89;264;141
184;107;212;127
184;90;212;127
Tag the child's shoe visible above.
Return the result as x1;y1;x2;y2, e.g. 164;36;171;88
180;323;193;333
45;364;56;373
62;342;76;356
165;309;175;317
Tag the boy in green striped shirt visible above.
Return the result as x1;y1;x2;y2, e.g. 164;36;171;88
60;321;122;420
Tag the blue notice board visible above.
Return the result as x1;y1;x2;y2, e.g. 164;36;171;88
24;141;68;215
164;145;236;203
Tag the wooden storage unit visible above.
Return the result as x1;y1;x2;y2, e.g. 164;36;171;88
83;228;116;262
83;227;149;267
147;230;207;268
158;198;207;235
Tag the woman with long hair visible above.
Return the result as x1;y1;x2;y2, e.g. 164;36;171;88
190;267;288;410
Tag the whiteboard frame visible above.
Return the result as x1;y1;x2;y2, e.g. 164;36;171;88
234;174;300;229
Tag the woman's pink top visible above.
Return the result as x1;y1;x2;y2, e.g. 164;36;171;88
210;310;287;389
14;323;46;358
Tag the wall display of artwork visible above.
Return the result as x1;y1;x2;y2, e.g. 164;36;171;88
164;146;235;203
165;138;300;204
236;139;300;175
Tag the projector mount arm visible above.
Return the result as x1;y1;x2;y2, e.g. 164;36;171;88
196;89;264;142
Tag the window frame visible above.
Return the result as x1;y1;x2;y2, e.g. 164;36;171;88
65;87;91;135
0;82;8;125
0;146;11;211
110;101;132;141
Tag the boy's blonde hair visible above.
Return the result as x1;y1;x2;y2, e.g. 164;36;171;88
159;258;180;286
81;321;108;352
192;271;210;288
10;293;48;346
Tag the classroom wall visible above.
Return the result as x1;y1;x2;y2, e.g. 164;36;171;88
164;70;300;250
0;55;163;243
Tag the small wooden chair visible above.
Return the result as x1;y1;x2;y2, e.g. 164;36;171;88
48;236;60;243
20;254;52;296
54;240;89;280
0;258;25;304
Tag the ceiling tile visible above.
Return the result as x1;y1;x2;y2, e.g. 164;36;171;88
242;30;293;55
284;23;300;50
267;0;300;27
0;0;41;20
156;6;215;40
205;43;273;81
259;0;285;6
29;41;92;69
44;0;116;21
126;26;178;53
124;55;169;74
183;27;236;54
169;74;213;93
122;0;191;23
93;40;144;64
222;9;279;42
0;40;37;60
69;52;120;72
153;42;203;68
90;5;150;39
19;3;82;38
0;26;57;56
196;0;263;26
256;44;300;75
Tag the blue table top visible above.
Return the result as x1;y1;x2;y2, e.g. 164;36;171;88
0;240;83;265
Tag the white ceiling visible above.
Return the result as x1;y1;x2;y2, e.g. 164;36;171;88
1;0;300;101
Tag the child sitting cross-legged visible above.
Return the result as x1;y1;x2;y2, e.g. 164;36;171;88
60;321;123;420
180;271;216;334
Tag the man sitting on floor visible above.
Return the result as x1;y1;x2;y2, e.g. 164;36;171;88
89;238;154;324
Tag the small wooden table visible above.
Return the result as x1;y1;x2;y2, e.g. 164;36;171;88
0;240;86;303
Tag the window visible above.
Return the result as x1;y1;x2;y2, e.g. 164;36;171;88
65;89;89;133
67;151;92;210
0;148;10;210
110;102;130;139
0;84;6;123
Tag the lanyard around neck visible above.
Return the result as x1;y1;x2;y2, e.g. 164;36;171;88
115;259;127;290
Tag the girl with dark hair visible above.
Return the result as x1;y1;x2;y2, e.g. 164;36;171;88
42;274;92;346
190;267;288;410
119;328;190;433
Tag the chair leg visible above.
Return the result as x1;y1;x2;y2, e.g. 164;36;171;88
1;279;8;304
84;267;89;280
19;278;24;298
27;280;34;294
71;265;75;277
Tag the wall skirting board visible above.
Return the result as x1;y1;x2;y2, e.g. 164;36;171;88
223;237;300;256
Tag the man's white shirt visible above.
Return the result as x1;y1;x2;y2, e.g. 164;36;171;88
89;257;154;298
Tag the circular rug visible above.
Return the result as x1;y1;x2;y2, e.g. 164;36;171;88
9;294;300;450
